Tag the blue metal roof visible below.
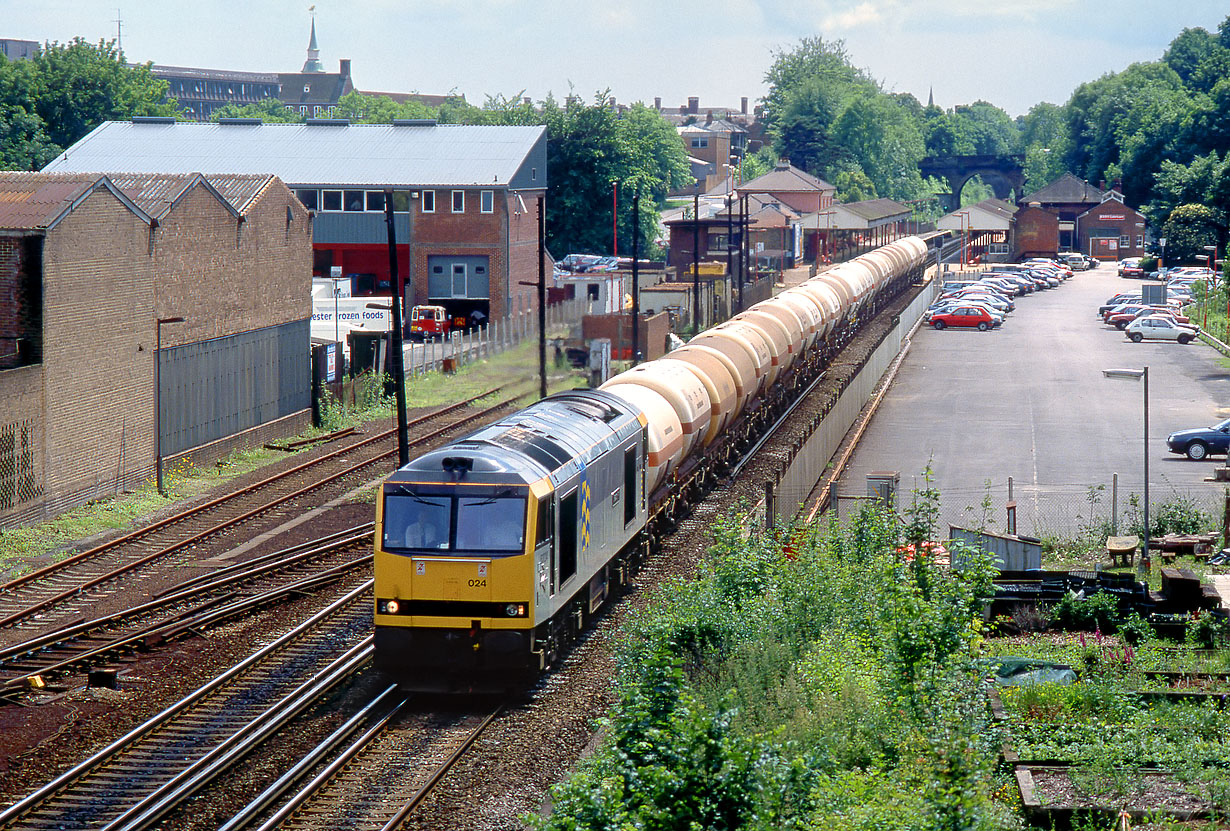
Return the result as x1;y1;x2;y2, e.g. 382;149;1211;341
44;121;547;189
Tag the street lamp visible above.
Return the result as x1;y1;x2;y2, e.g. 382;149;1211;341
155;316;185;497
1103;366;1149;572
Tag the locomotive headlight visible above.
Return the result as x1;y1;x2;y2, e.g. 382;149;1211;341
385;599;400;614
505;603;525;617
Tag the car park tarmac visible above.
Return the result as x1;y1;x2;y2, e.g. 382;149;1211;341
833;261;1230;536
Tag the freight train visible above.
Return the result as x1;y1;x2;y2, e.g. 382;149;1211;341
373;236;931;691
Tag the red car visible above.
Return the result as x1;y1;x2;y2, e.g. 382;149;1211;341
1107;307;1190;330
930;306;1001;331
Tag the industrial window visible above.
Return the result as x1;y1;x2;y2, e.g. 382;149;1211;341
559;491;578;583
623;446;637;525
321;190;342;211
391;192;410;212
1120;235;1130;248
344;190;365;212
690;137;709;148
531;167;537;181
452;190;465;213
365;191;385;212
295;189;318;210
1136;235;1144;248
481;190;494;213
421;190;435;213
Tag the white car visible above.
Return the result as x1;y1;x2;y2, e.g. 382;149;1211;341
1125;315;1199;344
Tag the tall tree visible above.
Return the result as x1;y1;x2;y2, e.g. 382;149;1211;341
21;39;177;150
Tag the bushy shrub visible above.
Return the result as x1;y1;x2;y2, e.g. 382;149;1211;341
1048;590;1122;633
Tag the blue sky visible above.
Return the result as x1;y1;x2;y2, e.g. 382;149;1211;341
5;0;1228;117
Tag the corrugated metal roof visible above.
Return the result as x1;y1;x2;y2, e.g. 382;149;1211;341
107;172;274;217
45;121;547;188
0;173;97;230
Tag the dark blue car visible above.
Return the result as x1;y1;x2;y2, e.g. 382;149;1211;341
1167;418;1230;460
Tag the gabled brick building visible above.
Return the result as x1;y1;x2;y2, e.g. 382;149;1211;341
0;172;311;527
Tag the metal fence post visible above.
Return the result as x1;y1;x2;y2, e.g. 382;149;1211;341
1112;472;1118;536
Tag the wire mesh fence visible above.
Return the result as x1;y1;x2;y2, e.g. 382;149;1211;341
833;474;1227;542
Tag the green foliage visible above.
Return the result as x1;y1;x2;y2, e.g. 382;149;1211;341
1048;590;1123;633
1119;612;1154;646
1186;612;1226;648
538;475;1010;830
211;98;303;123
0;39;178;167
1161;203;1222;263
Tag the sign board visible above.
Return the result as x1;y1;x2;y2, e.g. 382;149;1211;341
324;342;338;382
1142;283;1167;305
330;266;342;279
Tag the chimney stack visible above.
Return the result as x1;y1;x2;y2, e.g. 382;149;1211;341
654;97;661;110
339;59;351;78
741;97;748;115
688;96;699;113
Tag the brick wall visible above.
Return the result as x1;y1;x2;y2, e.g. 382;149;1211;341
40;189;156;508
409;187;544;320
0;178;314;529
0;235;19;370
152;180;311;345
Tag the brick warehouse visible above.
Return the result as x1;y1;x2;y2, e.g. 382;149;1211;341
0;172;311;527
44;119;549;325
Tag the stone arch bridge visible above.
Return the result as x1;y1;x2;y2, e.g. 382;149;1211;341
919;154;1025;213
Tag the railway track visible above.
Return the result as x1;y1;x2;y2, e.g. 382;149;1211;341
219;698;502;831
0;388;522;646
0;584;374;831
0;525;374;697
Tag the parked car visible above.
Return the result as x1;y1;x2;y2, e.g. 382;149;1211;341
1107;307;1191;330
930;306;1001;330
1118;258;1145;277
1167;418;1230;460
1124;315;1198;344
926;299;1006;321
1098;293;1142;316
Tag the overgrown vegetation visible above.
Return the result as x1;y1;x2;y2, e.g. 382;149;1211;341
532;485;1016;830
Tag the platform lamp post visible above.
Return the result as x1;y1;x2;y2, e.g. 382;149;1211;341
154;316;185;497
1103;366;1149;572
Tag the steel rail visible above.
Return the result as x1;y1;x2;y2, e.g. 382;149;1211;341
0;393;518;631
0;525;374;669
378;706;504;831
1;552;371;693
0;580;373;828
100;639;375;831
222;687;410;831
0;385;505;595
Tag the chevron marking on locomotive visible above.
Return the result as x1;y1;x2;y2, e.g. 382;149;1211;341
579;460;591;556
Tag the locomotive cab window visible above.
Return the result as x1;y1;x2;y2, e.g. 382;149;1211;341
382;485;525;555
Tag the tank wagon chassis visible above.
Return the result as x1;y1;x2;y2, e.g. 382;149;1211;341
374;239;929;692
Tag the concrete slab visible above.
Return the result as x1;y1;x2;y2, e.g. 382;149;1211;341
833;262;1230;538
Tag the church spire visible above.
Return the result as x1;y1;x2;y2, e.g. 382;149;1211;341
302;12;325;73
927;86;935;108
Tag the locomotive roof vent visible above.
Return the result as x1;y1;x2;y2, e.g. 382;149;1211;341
441;456;474;472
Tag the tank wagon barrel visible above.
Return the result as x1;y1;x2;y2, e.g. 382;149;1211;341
372;237;929;691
